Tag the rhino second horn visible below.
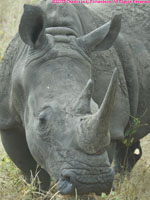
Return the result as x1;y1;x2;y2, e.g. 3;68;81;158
73;79;94;114
77;68;118;154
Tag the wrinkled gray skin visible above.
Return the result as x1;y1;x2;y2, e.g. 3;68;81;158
0;1;150;195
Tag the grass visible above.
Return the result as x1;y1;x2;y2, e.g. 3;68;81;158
0;0;150;199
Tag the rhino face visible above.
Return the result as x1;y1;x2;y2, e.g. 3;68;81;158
18;4;121;195
25;99;113;195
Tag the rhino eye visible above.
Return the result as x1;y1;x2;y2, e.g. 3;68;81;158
38;106;53;133
38;113;52;142
39;114;47;124
38;112;48;129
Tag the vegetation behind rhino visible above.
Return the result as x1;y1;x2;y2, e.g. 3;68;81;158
0;0;150;196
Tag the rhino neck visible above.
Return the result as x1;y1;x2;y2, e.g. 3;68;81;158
37;1;85;36
46;27;78;37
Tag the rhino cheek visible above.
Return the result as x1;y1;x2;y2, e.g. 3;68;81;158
25;127;48;170
26;135;58;179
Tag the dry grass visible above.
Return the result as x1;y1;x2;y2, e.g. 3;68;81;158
0;0;37;59
0;0;150;199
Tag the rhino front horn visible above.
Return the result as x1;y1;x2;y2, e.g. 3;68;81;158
77;68;118;154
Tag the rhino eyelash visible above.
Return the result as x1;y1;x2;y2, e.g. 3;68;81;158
37;105;52;115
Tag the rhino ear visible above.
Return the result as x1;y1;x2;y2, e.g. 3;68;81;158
77;15;121;52
19;4;46;48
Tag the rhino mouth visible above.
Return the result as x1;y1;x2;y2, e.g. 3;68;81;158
57;167;114;195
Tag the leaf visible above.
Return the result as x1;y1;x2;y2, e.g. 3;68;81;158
101;192;107;198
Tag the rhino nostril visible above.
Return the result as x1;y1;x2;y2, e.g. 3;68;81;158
58;173;74;195
63;174;71;182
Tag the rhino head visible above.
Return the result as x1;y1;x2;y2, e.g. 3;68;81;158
17;4;121;195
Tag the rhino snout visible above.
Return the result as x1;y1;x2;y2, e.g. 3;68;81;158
57;168;114;195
